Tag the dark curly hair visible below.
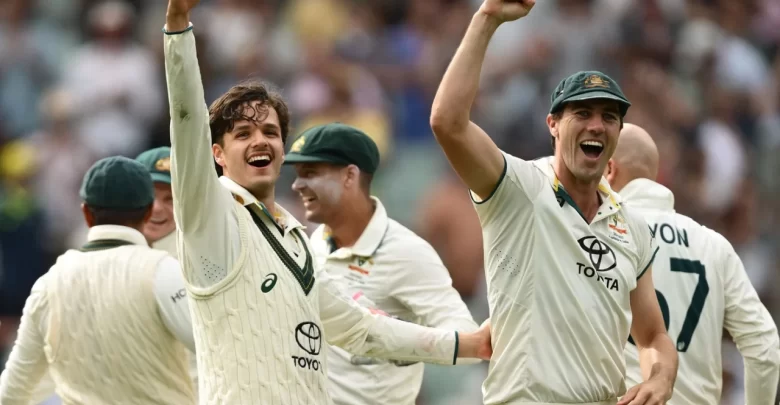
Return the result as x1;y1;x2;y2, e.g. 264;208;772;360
208;81;291;146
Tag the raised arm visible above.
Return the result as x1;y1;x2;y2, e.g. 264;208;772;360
164;0;239;288
717;235;780;405
429;0;534;200
318;270;490;366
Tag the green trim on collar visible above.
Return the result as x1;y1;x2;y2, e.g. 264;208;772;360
80;239;134;252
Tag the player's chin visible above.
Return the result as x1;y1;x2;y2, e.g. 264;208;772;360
303;208;324;224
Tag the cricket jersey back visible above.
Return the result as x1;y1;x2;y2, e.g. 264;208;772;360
473;155;657;404
620;179;731;404
45;242;194;404
182;201;330;405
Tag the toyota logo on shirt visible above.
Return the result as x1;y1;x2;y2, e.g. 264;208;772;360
295;322;322;355
577;236;617;272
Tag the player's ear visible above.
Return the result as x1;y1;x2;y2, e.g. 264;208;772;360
212;143;226;168
345;165;360;188
605;159;616;183
546;113;559;138
81;203;95;228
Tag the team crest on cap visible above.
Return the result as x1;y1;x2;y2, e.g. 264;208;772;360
583;74;610;89
155;157;171;172
290;136;306;153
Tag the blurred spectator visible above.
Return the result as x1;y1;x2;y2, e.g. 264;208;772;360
0;0;778;402
61;0;162;158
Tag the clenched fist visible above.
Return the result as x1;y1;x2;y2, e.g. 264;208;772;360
479;0;536;23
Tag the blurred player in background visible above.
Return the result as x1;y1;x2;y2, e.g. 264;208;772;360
163;0;491;403
136;146;178;258
606;123;780;405
429;0;678;403
0;157;195;404
285;123;480;405
136;145;199;399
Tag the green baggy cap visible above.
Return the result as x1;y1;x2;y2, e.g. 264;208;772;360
284;123;380;174
135;146;172;184
80;156;154;210
549;71;631;117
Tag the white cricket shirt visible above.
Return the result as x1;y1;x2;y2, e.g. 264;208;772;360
619;179;780;405
0;225;195;405
310;198;479;405
165;25;462;405
473;155;658;405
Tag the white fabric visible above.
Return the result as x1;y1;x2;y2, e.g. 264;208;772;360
310;198;479;405
473;155;657;404
620;179;780;405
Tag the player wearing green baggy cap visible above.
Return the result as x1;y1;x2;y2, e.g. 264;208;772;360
429;0;678;404
285;123;480;405
136;147;178;259
136;146;201;400
0;157;197;404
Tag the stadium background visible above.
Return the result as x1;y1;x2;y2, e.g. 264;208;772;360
0;0;778;403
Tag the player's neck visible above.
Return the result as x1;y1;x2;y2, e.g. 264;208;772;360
553;160;601;223
327;196;375;249
250;187;276;216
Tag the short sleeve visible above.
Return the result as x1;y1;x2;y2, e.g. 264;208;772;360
471;152;547;226
632;213;659;280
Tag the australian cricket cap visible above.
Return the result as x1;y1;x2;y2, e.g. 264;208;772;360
135;146;172;184
80;156;154;210
283;123;380;174
549;71;631;117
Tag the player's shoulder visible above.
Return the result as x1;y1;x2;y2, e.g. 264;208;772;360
380;218;443;264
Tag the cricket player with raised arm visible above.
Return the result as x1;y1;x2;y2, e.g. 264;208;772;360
0;156;196;404
136;146;179;259
605;124;780;405
284;123;481;405
163;1;491;404
429;0;678;404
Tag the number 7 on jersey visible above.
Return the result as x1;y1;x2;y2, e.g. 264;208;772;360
628;258;709;352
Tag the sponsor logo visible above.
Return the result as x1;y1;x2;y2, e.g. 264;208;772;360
292;321;323;372
170;288;187;304
261;273;278;293
295;322;321;355
578;236;616;272
577;236;619;291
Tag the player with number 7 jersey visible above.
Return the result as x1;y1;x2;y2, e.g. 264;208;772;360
607;124;780;405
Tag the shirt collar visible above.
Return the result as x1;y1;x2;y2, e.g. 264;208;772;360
87;225;148;246
219;175;304;232
533;156;623;211
322;197;389;258
617;178;675;212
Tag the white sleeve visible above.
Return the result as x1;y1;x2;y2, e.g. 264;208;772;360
387;242;480;365
164;25;240;289
154;256;196;352
0;277;50;405
632;213;659;280
471;153;546;228
716;234;780;405
387;240;479;332
318;270;460;365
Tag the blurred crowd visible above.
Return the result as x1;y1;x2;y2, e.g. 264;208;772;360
0;0;778;403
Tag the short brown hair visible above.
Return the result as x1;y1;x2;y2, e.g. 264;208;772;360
86;204;151;227
208;81;291;146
